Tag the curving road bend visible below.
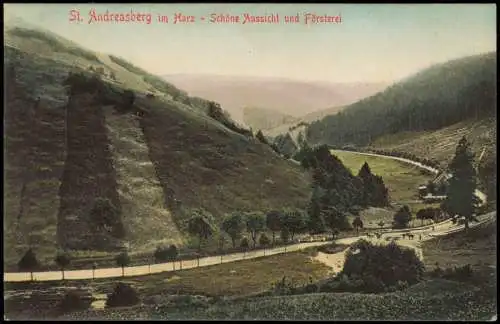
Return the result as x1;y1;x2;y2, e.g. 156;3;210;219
3;151;492;283
5;211;494;283
332;150;487;205
312;211;495;272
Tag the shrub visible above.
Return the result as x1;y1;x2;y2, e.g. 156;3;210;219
307;246;319;257
115;251;130;277
55;252;71;280
358;274;386;293
317;243;345;254
454;264;473;280
444;267;455;278
154;245;179;263
317;274;384;294
106;282;140;308
18;248;39;273
304;283;319;293
341;239;425;289
349;205;364;216
169;295;210;309
240;237;250;249
59;290;90;313
271;276;297;296
222;213;245;248
431;264;474;281
207;101;253;137
429;266;444;278
396;280;409;291
393;206;412;229
280;227;290;244
259;233;271;247
89;197;122;236
122;89;135;106
154;245;168;263
256;130;269;145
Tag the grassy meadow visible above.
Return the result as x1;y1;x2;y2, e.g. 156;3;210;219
331;150;439;226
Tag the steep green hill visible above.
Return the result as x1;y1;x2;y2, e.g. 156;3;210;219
306;52;496;147
3;24;312;266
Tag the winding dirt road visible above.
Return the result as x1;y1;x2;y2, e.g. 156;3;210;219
333;150;487;204
313;211;495;271
3;151;492;282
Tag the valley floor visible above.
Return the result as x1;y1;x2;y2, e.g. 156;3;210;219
4;148;495;321
4;214;496;321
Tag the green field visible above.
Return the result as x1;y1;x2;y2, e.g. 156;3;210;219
331;150;438;226
4;250;331;319
332;150;433;202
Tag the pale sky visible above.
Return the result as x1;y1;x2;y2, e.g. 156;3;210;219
4;3;497;83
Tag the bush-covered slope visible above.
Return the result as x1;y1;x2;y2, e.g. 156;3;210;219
3;24;312;266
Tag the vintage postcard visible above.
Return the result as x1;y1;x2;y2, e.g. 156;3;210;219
3;3;497;321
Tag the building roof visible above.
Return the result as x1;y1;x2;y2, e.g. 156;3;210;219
432;172;451;185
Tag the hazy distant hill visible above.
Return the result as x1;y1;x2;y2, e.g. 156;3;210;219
264;105;347;139
162;73;389;125
243;106;298;131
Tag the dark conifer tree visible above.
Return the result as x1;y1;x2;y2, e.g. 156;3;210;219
442;136;477;231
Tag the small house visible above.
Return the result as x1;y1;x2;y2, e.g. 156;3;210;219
422;194;447;203
418;185;428;198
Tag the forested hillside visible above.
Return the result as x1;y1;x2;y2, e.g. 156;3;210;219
306;52;496;147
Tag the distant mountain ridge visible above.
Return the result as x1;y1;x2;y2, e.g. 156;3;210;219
162;73;389;125
243;106;298;131
263;105;347;139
